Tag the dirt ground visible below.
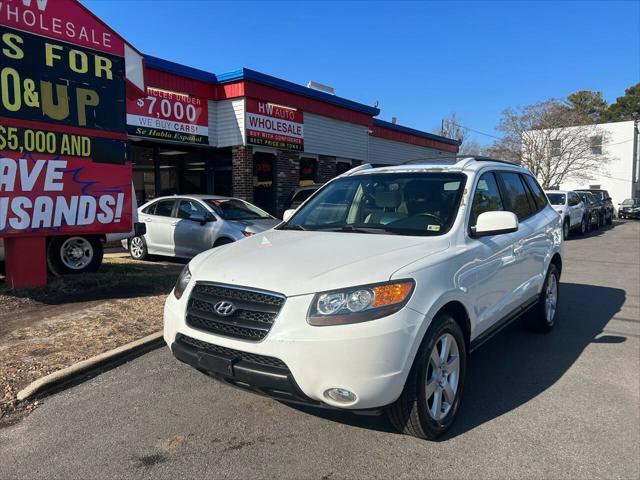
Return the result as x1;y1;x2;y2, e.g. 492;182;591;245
0;254;184;426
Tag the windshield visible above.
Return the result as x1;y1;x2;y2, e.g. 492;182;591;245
577;193;591;205
547;193;566;206
622;198;634;205
205;199;272;220
284;172;466;236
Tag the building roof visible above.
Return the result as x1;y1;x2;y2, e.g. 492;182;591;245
144;55;380;116
372;119;462;146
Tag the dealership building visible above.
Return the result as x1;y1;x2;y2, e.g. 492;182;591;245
127;56;461;214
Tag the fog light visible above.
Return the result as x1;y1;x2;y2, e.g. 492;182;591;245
324;388;357;404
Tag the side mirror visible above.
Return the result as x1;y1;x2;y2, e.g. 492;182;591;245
189;213;207;224
472;211;519;237
283;209;296;222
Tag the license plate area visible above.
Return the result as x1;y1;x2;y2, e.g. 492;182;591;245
197;351;234;376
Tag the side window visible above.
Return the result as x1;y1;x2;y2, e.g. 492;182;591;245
497;172;534;220
154;200;175;217
142;202;157;215
523;175;547;210
471;172;504;226
177;200;207;219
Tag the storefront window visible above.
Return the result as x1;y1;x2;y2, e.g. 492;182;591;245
253;152;276;213
336;160;352;176
299;157;317;186
130;145;155;205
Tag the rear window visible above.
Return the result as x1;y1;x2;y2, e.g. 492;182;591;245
154;200;175;217
523;175;548;211
547;193;566;206
497;172;534;220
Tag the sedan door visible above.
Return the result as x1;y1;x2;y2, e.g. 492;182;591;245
141;199;177;256
173;199;215;258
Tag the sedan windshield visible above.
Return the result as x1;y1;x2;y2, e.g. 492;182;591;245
621;198;635;205
205;199;272;220
284;172;466;236
547;193;566;206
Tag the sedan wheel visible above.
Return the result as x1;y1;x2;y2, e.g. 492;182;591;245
545;272;558;325
129;236;148;260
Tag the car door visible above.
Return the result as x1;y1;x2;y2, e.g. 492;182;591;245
467;171;531;336
141;199;177;256
494;171;542;309
568;192;582;227
173;199;214;257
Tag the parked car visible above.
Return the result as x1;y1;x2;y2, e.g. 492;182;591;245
126;195;280;260
164;157;563;440
545;190;587;238
576;191;604;230
618;198;640;219
282;184;323;213
576;189;614;224
0;184;144;275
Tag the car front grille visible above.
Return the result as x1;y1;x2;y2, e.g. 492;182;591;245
186;283;285;341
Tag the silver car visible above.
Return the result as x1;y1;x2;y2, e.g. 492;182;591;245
124;195;280;260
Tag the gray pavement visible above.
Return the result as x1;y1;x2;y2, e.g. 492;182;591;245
1;221;639;479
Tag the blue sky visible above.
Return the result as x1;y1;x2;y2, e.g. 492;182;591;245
84;0;639;146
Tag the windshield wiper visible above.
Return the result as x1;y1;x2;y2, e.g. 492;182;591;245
279;224;307;231
318;225;395;235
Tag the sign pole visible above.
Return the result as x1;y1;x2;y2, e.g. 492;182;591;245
4;237;47;289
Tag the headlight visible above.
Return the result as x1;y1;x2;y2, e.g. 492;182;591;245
307;280;414;326
174;264;192;300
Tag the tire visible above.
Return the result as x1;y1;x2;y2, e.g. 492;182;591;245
606;211;613;225
47;236;103;276
213;237;234;248
577;217;586;236
523;263;560;333
129;236;148;260
386;313;467;440
562;219;570;240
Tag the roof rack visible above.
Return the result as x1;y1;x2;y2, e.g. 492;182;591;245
397;155;515;166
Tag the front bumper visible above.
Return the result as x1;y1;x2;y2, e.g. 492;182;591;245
164;288;423;410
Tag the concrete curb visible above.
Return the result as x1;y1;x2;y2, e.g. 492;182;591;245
17;331;164;402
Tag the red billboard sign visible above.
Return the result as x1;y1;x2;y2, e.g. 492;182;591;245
0;0;131;238
245;99;304;151
127;86;209;145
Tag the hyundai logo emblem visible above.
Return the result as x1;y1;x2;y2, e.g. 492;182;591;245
214;301;236;316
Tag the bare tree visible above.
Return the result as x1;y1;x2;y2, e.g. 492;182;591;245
486;100;612;188
436;113;484;155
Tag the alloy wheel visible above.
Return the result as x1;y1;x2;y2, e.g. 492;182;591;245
545;273;558;324
425;333;460;421
130;237;144;258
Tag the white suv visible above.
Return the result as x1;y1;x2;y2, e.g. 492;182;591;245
545;190;587;238
164;157;563;440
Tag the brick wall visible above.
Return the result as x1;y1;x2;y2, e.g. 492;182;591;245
232;146;253;202
275;150;300;214
318;155;337;183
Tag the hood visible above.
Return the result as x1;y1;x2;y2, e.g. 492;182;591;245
189;230;450;296
230;218;281;234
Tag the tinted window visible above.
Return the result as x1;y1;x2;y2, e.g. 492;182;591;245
142;203;156;215
547;193;566;206
177;200;208;219
154;200;175;217
498;172;533;220
523;175;547;210
471;172;504;226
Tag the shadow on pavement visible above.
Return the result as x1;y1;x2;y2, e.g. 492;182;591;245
283;282;626;438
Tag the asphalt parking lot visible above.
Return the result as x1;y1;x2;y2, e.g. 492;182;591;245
1;221;639;479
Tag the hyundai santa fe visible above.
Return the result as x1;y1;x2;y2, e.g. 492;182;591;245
164;156;563;440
